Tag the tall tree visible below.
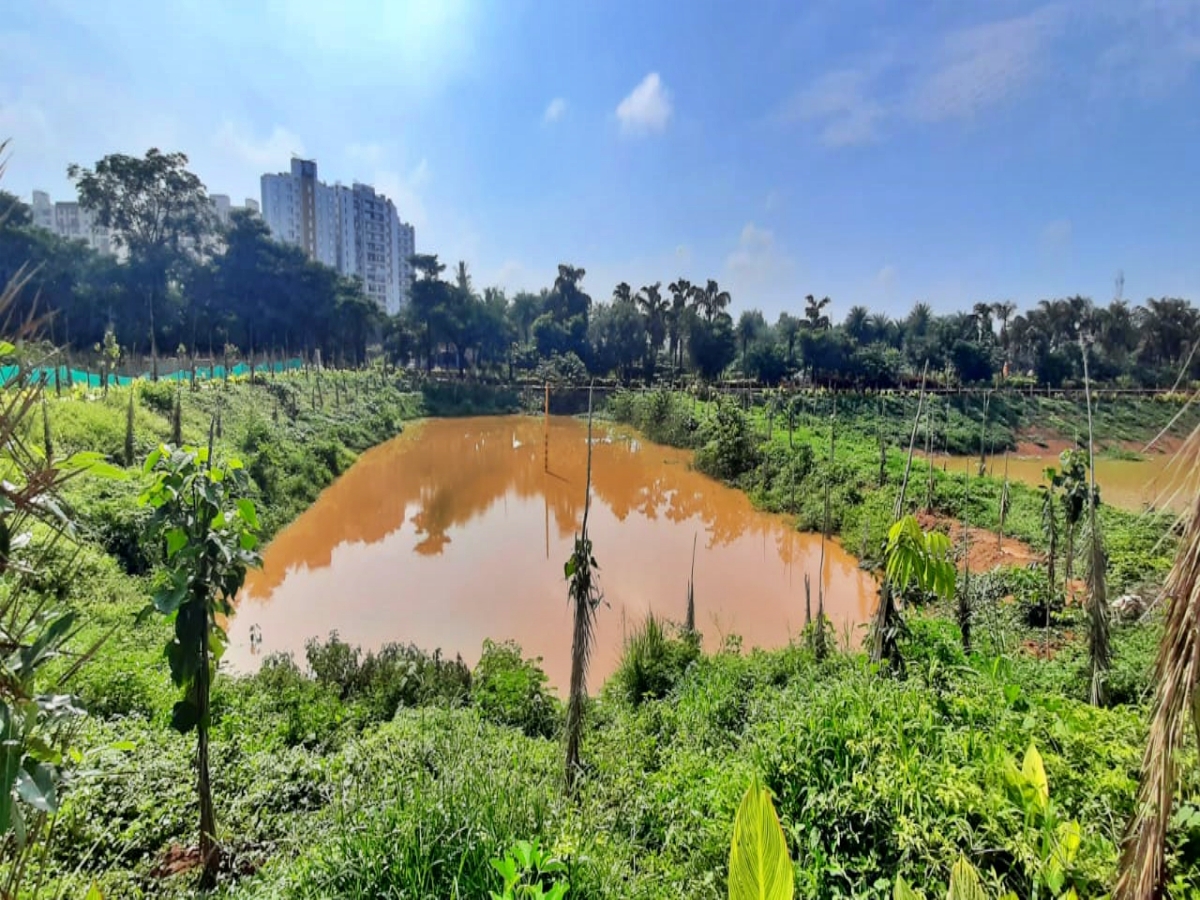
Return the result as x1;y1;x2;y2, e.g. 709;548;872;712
69;149;215;377
803;294;832;331
636;282;667;378
667;278;694;371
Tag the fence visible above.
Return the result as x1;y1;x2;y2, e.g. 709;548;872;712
1;358;305;389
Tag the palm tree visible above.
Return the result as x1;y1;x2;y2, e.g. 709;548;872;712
636;282;668;377
613;282;633;305
667;278;693;371
870;312;895;347
844;305;871;346
803;294;832;331
991;300;1017;348
971;302;994;343
697;279;731;321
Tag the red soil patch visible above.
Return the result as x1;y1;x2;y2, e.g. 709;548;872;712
1014;429;1076;457
913;510;1040;573
150;843;260;881
150;844;204;880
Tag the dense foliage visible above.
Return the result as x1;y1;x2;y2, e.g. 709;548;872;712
4;150;1200;388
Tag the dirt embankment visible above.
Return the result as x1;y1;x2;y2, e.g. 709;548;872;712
914;510;1040;573
1014;427;1186;458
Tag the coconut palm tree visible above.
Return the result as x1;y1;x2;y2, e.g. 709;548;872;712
803;294;832;331
991;300;1017;348
636;282;668;378
697;279;731;321
612;281;633;306
843;305;871;346
667;278;693;370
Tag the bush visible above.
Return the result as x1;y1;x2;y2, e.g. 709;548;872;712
695;401;760;482
611;614;701;705
472;640;558;738
304;633;472;724
137;380;176;416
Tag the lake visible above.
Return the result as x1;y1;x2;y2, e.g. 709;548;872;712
227;416;877;690
929;448;1192;512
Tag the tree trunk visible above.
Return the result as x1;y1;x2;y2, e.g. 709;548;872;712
197;603;218;889
148;287;159;382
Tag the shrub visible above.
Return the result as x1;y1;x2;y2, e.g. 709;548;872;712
137;379;176;416
695;401;760;482
611;614;701;705
472;640;558;738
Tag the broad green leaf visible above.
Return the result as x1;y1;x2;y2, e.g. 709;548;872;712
236;498;259;529
894;875;925;900
1054;820;1081;867
728;782;793;900
946;857;986;900
15;760;58;813
164;527;188;557
1022;744;1049;812
85;885;104;900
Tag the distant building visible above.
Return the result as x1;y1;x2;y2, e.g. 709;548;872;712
27;191;115;255
210;193;261;227
260;158;415;314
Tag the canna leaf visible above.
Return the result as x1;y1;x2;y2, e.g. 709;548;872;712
1022;744;1049;812
894;875;925;900
728;781;793;900
945;857;986;900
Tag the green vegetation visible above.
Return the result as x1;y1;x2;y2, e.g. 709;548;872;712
5;149;1200;391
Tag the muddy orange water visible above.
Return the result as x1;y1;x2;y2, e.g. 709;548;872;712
929;451;1192;512
227;416;876;691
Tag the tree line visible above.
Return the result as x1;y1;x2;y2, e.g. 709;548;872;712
1;147;1197;387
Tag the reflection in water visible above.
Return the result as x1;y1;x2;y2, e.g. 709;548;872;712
929;450;1192;512
229;416;877;691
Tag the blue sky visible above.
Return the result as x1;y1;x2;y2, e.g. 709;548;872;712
3;0;1199;321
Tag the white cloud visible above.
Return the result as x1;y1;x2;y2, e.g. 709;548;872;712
725;222;794;291
905;6;1066;123
543;97;567;123
1041;218;1072;251
876;265;897;289
371;160;430;231
214;122;306;170
785;68;884;146
616;73;672;135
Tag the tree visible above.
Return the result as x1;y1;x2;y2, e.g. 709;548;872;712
686;312;737;381
69;149;215;378
776;312;802;373
635;282;668;379
803;294;832;331
735;309;767;377
843;305;871;346
140;443;261;888
695;279;731;321
667;278;694;371
991;300;1017;349
408;253;448;370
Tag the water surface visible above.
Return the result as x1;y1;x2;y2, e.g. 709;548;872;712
929;450;1191;512
228;416;876;690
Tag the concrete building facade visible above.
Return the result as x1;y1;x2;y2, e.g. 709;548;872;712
29;190;114;255
260;158;415;314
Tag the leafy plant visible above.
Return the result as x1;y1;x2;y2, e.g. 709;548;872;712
885;516;956;601
728;779;793;900
139;441;261;887
489;839;570;900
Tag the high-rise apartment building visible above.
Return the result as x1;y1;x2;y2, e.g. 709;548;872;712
260;158;415;314
29;190;114;255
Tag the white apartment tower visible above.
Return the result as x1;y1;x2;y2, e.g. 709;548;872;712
260;158;414;314
29;190;114;255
